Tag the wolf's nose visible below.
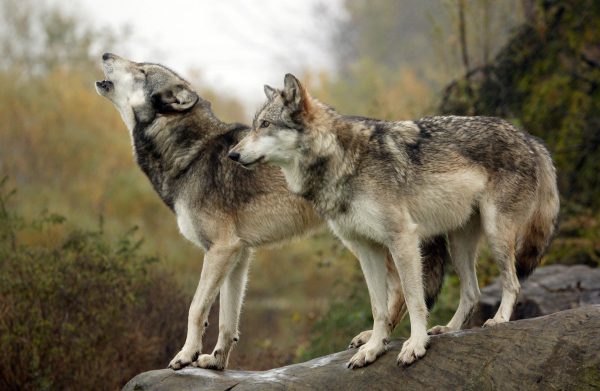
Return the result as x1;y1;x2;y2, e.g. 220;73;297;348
228;152;240;162
102;52;114;61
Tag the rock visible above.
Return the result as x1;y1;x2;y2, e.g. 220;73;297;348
123;306;600;391
467;264;600;328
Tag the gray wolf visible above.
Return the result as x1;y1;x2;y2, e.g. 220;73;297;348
229;74;559;367
94;54;449;370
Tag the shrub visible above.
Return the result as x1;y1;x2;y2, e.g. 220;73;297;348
0;179;188;390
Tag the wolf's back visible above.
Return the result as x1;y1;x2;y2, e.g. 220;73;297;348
515;139;560;278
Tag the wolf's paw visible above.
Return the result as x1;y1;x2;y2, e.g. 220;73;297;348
346;340;387;369
427;325;455;335
168;348;200;370
482;316;507;328
348;330;372;349
192;352;225;370
397;334;429;366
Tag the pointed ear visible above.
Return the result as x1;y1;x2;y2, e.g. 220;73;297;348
264;85;278;100
152;84;199;113
282;73;307;112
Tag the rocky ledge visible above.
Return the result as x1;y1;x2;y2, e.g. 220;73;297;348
123;305;600;391
467;264;600;327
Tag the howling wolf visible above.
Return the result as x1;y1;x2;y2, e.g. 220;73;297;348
229;74;559;367
94;54;449;370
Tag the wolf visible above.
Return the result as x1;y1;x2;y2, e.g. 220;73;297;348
229;74;560;367
94;54;450;370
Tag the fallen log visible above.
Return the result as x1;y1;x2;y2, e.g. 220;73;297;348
123;305;600;391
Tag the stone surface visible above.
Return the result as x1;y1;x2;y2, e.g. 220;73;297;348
467;264;600;328
123;306;600;391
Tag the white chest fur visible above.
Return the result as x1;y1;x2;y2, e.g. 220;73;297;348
174;200;202;247
328;196;390;244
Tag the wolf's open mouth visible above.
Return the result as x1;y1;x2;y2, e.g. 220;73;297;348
95;80;113;92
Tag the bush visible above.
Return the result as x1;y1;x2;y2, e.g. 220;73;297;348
0;179;188;390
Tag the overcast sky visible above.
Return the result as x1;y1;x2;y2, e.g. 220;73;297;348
72;0;344;108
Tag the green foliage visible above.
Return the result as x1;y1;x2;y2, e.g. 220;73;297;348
545;206;600;268
0;180;187;390
440;0;600;209
439;0;600;266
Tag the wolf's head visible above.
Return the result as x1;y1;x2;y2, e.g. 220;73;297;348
228;73;316;168
95;53;199;131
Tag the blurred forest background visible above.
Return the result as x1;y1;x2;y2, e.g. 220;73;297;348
1;0;598;389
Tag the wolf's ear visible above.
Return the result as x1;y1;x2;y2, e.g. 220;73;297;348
152;84;199;113
264;85;278;100
282;73;308;112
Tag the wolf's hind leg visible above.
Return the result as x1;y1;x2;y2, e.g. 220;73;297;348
195;249;250;370
349;252;405;349
342;239;391;369
168;241;245;370
428;217;481;335
481;204;520;327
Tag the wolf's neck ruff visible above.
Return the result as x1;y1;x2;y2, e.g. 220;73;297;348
131;105;232;210
279;105;361;218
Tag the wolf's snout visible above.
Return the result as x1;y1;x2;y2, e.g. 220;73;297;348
228;151;240;162
102;52;115;61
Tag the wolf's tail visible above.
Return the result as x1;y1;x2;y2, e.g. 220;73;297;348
388;234;449;327
515;141;560;279
421;235;449;308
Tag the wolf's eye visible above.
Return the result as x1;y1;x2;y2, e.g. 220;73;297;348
260;120;270;128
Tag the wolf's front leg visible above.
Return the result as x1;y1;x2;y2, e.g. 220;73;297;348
389;227;430;366
168;242;245;370
195;251;250;370
341;239;391;369
349;252;406;349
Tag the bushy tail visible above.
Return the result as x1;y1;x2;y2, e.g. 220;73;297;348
515;142;560;279
421;235;449;309
386;234;449;327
